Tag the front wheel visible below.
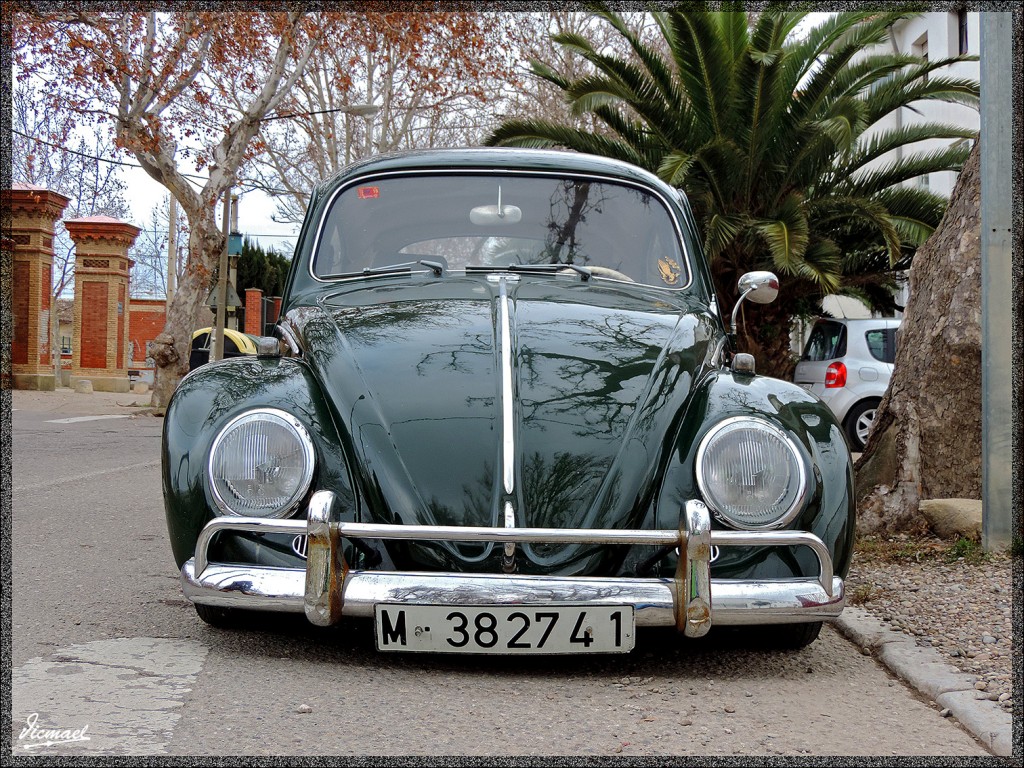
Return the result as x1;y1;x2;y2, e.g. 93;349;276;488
757;621;823;650
845;398;881;452
194;603;247;629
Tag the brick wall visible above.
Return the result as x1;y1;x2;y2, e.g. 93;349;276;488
66;216;140;391
13;261;29;365
80;281;109;369
8;184;68;389
244;288;263;336
116;284;126;369
128;299;167;367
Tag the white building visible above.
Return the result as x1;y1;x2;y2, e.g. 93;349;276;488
861;10;981;198
796;10;981;347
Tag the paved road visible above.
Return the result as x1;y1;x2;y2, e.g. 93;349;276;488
8;389;997;757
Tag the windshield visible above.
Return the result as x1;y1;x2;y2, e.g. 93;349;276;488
312;174;690;289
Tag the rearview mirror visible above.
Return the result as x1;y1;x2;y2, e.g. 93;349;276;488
471;184;523;225
470;204;522;226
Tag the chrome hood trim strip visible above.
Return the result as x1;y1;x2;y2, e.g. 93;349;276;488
499;277;517;568
499;277;515;498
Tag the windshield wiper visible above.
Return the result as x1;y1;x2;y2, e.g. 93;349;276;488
510;263;591;281
360;259;445;276
466;263;591;281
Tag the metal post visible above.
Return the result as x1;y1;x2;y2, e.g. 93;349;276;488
980;13;1013;551
166;195;177;307
213;191;230;363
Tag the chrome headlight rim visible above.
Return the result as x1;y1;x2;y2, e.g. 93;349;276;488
695;415;811;531
207;407;316;519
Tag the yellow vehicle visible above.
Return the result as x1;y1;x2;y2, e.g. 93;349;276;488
189;327;258;370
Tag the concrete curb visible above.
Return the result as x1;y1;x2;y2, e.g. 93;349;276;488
832;607;1012;756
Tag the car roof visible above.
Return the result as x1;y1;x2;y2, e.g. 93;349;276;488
312;148;678;202
813;317;901;328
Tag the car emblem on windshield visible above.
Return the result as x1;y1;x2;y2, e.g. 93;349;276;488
658;257;681;285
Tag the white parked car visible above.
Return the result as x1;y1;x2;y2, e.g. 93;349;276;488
793;317;900;451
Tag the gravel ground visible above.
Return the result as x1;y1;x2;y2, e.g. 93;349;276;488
845;534;1015;714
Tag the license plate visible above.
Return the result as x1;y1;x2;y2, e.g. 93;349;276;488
374;604;635;654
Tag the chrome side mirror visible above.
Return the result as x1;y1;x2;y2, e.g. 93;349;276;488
731;271;779;336
738;271;779;304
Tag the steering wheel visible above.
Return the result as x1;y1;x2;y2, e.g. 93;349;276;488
586;265;635;282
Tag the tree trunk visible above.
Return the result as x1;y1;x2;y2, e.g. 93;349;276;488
854;144;982;534
149;210;223;410
738;299;798;380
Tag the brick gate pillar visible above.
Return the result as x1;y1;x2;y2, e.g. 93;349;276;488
244;288;263;336
8;183;71;391
65;216;141;393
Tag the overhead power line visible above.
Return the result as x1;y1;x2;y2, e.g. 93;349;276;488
12;128;209;183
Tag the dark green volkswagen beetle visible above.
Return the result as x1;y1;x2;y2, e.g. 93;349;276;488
164;148;854;653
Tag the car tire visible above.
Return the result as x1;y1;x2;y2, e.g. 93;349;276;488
758;621;823;650
845;398;882;452
194;603;247;629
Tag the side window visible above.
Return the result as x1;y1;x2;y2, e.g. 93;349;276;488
865;328;897;363
803;322;846;361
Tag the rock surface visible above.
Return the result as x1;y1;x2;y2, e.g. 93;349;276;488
919;498;983;540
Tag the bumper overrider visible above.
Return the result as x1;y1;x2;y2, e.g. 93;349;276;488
181;491;845;638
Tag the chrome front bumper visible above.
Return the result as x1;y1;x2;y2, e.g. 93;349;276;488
181;491;845;638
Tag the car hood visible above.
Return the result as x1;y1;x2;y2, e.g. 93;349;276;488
291;274;721;574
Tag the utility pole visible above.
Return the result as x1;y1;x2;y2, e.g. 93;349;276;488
980;12;1014;551
166;195;177;307
213;190;231;362
229;193;240;331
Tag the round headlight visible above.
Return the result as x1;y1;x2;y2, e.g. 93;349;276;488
208;409;315;518
695;417;809;530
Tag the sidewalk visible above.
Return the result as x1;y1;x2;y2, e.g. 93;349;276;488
833;609;1014;757
10;386;155;416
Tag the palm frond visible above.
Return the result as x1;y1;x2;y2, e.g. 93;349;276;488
484;119;646;167
665;9;736;138
703;212;746;261
737;12;797;200
837;122;977;179
658;150;696;187
872;185;948;245
528;59;572;91
591;7;681;106
753;192;812;277
842;143;972;197
863;73;980;125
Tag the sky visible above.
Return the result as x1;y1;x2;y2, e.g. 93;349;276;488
122;165;301;258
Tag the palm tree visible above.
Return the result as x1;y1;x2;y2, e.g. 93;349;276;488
487;8;979;376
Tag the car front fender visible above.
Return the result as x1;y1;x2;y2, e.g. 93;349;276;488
655;369;856;581
162;356;356;569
